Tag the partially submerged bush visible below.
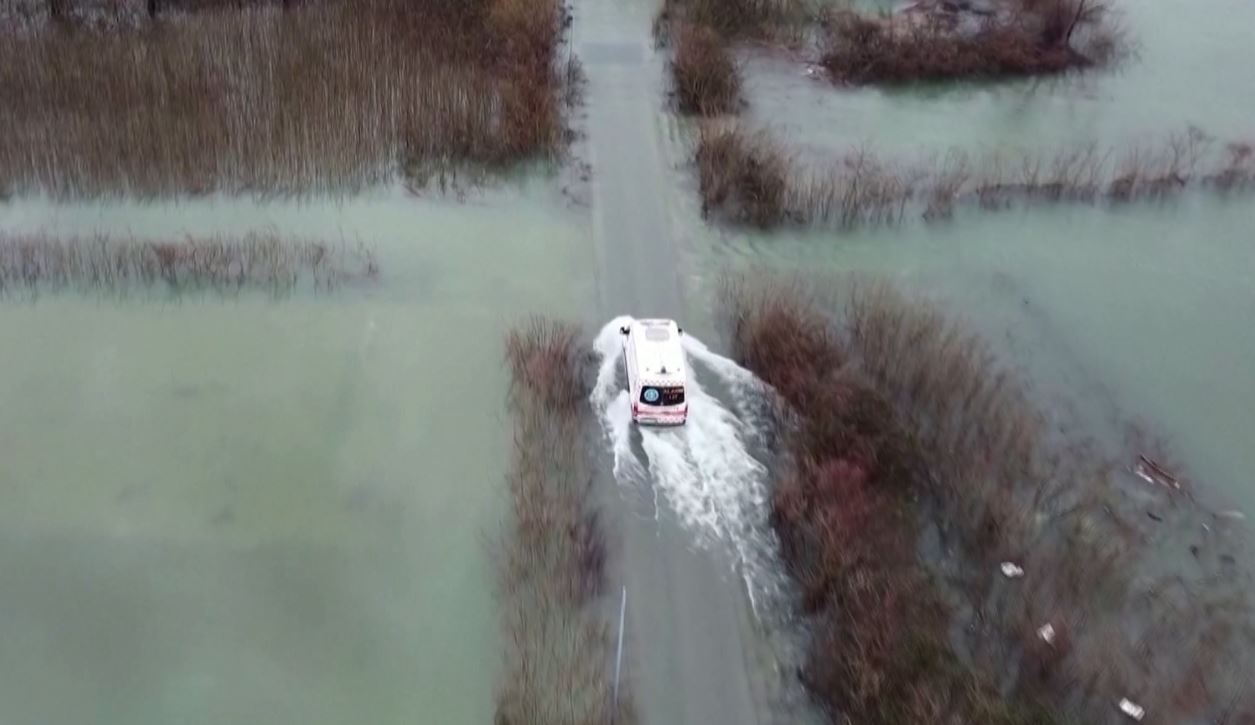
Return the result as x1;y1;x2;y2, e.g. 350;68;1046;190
497;320;635;725
821;0;1121;84
0;232;376;295
723;274;1051;723
695;124;1255;229
720;272;1255;724
662;0;802;39
672;23;741;115
695;124;790;226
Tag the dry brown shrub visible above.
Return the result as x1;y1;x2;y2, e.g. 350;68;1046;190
695;125;1255;230
721;272;1255;725
820;0;1117;85
497;320;636;725
663;0;801;39
672;22;741;115
695;124;791;227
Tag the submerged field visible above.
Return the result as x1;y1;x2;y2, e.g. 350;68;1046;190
3;0;1255;720
0;189;596;723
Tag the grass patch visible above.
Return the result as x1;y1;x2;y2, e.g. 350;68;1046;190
720;272;1255;723
0;232;376;295
0;0;573;198
496;319;635;725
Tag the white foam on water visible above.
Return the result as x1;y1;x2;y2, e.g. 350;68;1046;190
589;318;789;616
590;316;644;480
681;334;774;443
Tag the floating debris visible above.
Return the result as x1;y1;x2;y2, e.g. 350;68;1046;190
1000;562;1025;578
1118;698;1145;721
1037;623;1056;645
1134;455;1181;490
1216;509;1247;521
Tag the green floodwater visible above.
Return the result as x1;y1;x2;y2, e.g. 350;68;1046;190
2;0;1255;720
0;184;594;724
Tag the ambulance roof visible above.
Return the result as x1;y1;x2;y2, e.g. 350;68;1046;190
630;319;686;384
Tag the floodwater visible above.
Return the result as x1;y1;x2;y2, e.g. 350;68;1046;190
744;0;1255;155
3;0;1255;721
718;0;1255;515
0;182;594;724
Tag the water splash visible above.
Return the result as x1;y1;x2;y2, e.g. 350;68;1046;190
588;317;787;615
590;315;644;481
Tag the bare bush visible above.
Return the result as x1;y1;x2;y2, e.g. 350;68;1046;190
720;271;1255;725
0;0;570;198
695;124;791;226
497;320;635;725
672;22;741;115
0;232;376;295
695;124;1255;229
821;0;1122;84
659;0;802;39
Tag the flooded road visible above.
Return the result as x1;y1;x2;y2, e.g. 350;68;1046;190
576;0;814;719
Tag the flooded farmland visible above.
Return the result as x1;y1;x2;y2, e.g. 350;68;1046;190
0;186;594;724
3;0;1255;720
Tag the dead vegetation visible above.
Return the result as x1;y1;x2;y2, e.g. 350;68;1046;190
672;22;742;115
497;319;635;725
0;232;376;295
656;0;802;116
0;0;573;198
695;124;1255;229
821;0;1123;84
719;272;1255;725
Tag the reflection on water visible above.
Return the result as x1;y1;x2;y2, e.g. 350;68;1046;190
0;183;593;724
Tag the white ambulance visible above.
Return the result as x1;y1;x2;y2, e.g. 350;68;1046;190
619;318;688;425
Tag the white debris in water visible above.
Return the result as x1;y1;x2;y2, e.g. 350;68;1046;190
1000;562;1025;578
1037;623;1057;645
1118;698;1145;721
1217;509;1247;521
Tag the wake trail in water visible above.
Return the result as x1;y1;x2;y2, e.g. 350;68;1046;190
589;317;787;615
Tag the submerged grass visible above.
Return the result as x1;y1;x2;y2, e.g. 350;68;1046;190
0;232;376;295
720;272;1255;724
497;320;635;725
0;0;571;198
696;124;1255;229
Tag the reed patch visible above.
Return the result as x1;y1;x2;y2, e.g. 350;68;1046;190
496;319;636;725
696;124;1255;229
0;0;573;198
0;232;376;296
